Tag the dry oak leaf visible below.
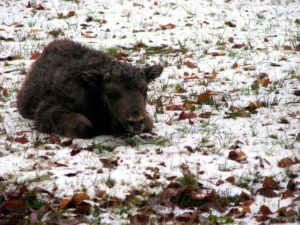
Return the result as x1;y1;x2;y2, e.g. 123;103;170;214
183;60;198;69
232;43;245;49
256;188;279;198
283;45;292;50
160;23;176;29
225;176;235;184
14;136;29;144
166;104;183;111
231;62;239;69
278;207;298;217
260;204;273;215
225;21;236;27
278;157;295;168
228;149;247;163
178;111;197;120
210;52;220;57
263;177;280;190
198;112;212;119
197;90;213;103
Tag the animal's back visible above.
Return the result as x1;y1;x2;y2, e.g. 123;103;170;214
17;39;97;119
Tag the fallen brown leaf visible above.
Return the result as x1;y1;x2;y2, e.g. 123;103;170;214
256;188;279;198
225;21;236;27
166;104;183;111
197;90;213;103
260;204;273;215
183;60;198;68
278;157;295;168
160;23;176;29
228;150;247;163
178;111;197;120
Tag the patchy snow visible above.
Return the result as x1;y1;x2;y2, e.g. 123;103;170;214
0;0;299;224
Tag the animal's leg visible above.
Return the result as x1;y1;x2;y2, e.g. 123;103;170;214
34;99;93;138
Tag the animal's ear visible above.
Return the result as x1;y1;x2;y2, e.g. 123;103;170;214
144;65;163;83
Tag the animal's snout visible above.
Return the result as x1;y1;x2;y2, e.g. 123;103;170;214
127;116;145;133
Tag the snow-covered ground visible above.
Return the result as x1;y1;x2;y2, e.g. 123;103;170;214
0;0;299;224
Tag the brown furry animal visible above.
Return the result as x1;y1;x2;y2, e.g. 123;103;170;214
17;39;163;138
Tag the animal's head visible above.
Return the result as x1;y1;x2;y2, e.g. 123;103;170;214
102;63;163;134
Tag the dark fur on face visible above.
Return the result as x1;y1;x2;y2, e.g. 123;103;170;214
17;39;163;138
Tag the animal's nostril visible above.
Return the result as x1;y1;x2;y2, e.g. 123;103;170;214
127;118;145;126
127;118;145;132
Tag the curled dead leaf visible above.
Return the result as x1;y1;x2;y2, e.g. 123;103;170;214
260;204;273;215
231;62;238;69
166;104;183;111
263;177;279;190
14;136;29;144
160;23;176;30
210;52;220;57
178;111;197;121
225;176;235;184
278;157;295;168
228;150;247;163
232;43;245;49
183;60;198;69
225;21;236;27
283;45;292;50
256;188;279;198
197;90;213;104
70;193;90;206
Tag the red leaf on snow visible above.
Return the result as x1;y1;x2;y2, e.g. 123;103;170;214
166;104;183;111
283;45;292;50
178;111;197;120
198;112;212;119
225;176;235;184
160;23;176;29
231;62;239;69
225;21;236;27
260;204;273;215
228;150;247;163
232;43;245;49
256;188;279;198
197;90;213;104
67;11;76;17
263;177;280;190
183;60;198;68
15;136;29;144
278;157;295;168
210;52;220;57
281;190;294;199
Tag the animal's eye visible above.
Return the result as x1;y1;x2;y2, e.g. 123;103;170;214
106;90;120;100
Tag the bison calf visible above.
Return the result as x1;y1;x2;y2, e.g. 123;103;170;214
17;39;163;138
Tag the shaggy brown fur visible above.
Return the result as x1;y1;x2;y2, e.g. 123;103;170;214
17;39;163;138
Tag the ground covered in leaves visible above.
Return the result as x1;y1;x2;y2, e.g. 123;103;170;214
0;0;299;224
